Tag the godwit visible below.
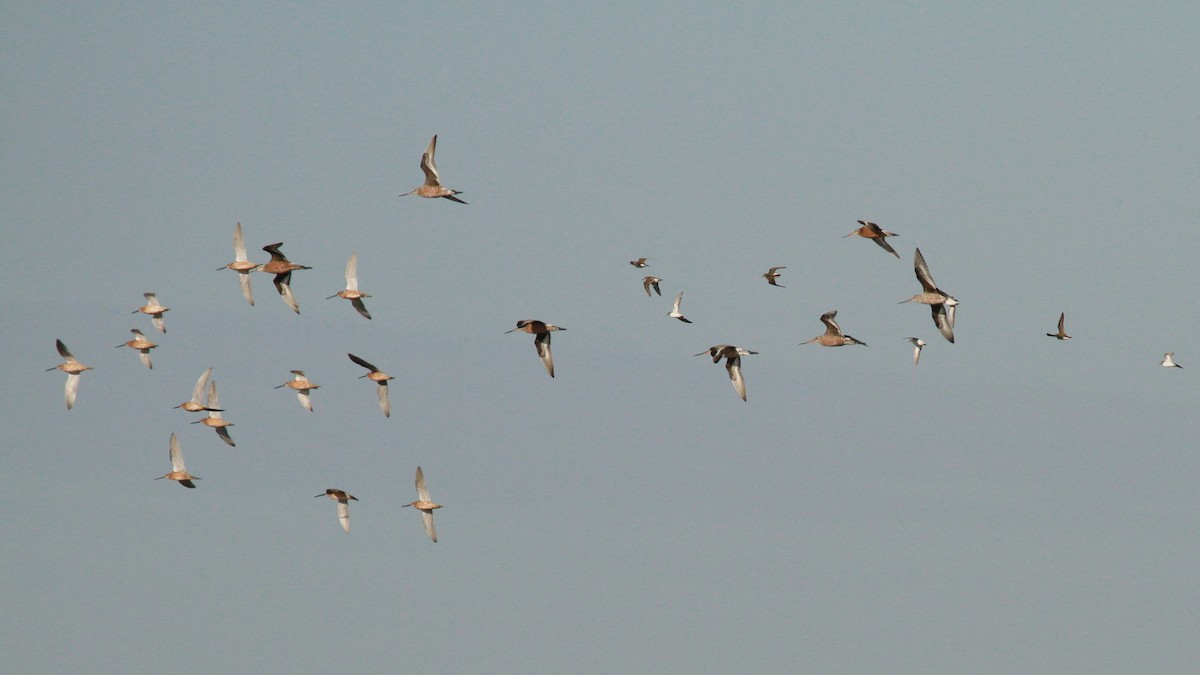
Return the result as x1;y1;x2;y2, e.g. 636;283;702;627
46;339;92;410
505;320;565;377
694;345;758;401
132;292;170;333
762;266;786;287
844;220;900;258
1046;313;1071;340
401;134;466;204
315;489;357;532
642;276;662;297
218;222;261;305
259;242;311;314
667;292;692;323
116;329;158;369
905;337;926;365
156;433;200;488
801;311;867;347
402;466;442;542
174;367;222;413
901;248;958;343
1162;353;1183;368
276;370;319;412
325;252;372;319
347;353;394;417
629;258;650;268
191;380;235;446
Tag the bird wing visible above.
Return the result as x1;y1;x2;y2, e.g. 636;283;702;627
725;355;746;401
191;367;213;404
206;381;223;417
169;433;186;472
337;500;350;532
297;391;313;412
345;253;359;291
233;222;249;261
820;311;842;336
535;332;554;377
1058;312;1066;333
873;236;900;258
348;353;379;373
351;298;372;320
672;291;684;313
415;466;431;502
422;511;437;543
56;339;77;363
913;248;938;292
138;350;153;369
238;270;255;306
420;135;441;186
65;373;80;410
215;426;236;447
277;278;300;314
377;381;390;417
931;304;955;343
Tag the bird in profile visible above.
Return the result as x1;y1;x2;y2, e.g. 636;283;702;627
326;252;372;319
694;345;757;401
642;276;662;297
174;367;222;413
667;292;692;323
47;339;92;410
901;248;958;343
844;220;899;258
629;257;650;268
762;266;786;287
116;329;158;369
276;370;319;412
801;311;867;347
1162;353;1183;369
401;134;466;204
259;242;311;314
191;380;235;446
315;489;357;532
905;337;926;365
402;466;442;542
218;222;262;305
156;433;199;488
1046;313;1071;340
132;292;170;333
347;353;394;417
505;320;565;378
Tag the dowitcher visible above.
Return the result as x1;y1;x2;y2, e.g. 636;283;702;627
116;329;158;369
174;367;222;413
844;220;899;258
905;337;926;365
218;222;261;305
315;489;357;532
505;320;565;378
901;248;958;343
347;353;394;417
694;345;758;401
276;370;319;412
156;433;200;488
402;466;442;543
1046;313;1071;340
668;291;692;323
326;252;372;319
801;311;867;347
47;339;92;410
643;276;662;297
402;134;466;204
762;266;786;287
132;292;170;333
629;258;650;268
1162;352;1183;368
191;380;235;446
259;242;311;314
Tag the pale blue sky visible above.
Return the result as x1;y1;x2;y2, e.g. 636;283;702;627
4;3;1200;673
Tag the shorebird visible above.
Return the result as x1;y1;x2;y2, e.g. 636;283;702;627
326;252;372;319
218;222;261;305
401;134;466;204
901;248;958;343
402;466;442;542
132;292;170;333
315;489;357;532
642;276;662;297
762;266;786;287
156;433;199;488
694;345;758;401
174;367;222;413
347;353;394;417
844;220;899;258
505;320;565;378
629;257;650;268
259;242;311;314
116;329;158;369
801;311;868;347
276;370;319;412
1162;352;1183;368
667;292;692;323
191;380;235;446
1046;313;1071;340
47;339;92;410
905;337;926;365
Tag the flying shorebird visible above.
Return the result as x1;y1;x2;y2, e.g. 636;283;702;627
642;276;662;297
505;320;565;378
47;339;92;410
156;433;200;488
1046;313;1071;340
174;367;222;413
401;134;466;203
801;311;868;347
116;329;158;369
326;252;372;319
762;266;786;287
905;337;926;365
694;345;758;401
629;257;650;268
191;380;235;446
315;489;357;532
347;353;394;417
402;466;443;542
901;248;958;343
276;370;319;412
844;220;900;258
259;242;311;314
667;292;692;323
1162;352;1183;368
132;292;170;333
218;222;261;305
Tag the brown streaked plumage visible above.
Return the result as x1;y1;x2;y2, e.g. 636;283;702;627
259;242;311;314
218;222;262;305
115;329;158;369
1046;312;1071;340
325;252;372;319
629;257;650;268
174;367;223;413
347;353;394;418
402;466;442;543
315;489;357;532
275;370;319;412
762;266;786;287
844;220;899;258
401;134;466;203
801;311;868;347
47;339;93;410
156;433;200;488
901;248;958;343
191;380;235;446
694;345;758;401
132;292;170;333
642;276;662;297
505;320;565;378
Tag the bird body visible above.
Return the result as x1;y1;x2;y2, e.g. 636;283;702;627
174;367;222;412
505;320;565;377
47;339;92;410
402;466;442;542
642;276;662;297
902;248;957;343
762;266;786;287
1162;353;1183;368
1046;313;1071;340
116;329;158;369
802;311;867;347
667;291;692;323
218;222;261;305
695;345;757;401
905;337;926;365
192;380;235;446
326;252;372;319
402;135;466;203
157;433;200;488
315;489;357;532
844;220;899;258
133;292;170;333
347;353;394;417
276;370;319;412
259;242;311;314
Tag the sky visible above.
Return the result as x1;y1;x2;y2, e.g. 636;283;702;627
3;2;1200;673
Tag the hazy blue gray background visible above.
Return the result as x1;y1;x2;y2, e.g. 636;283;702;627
4;3;1199;673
